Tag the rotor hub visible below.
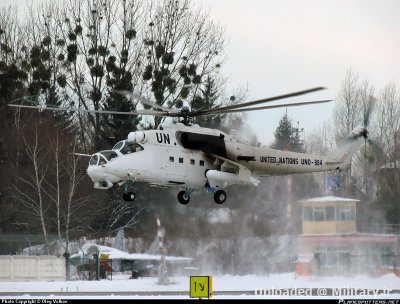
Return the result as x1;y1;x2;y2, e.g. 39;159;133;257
359;128;369;139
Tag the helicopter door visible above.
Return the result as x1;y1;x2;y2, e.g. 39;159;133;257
184;150;205;188
164;148;186;184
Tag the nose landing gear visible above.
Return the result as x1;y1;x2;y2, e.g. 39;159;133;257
122;181;135;201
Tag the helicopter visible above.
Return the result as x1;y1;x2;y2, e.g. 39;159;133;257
8;87;373;205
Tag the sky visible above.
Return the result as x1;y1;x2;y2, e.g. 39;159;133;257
1;0;400;145
200;0;400;145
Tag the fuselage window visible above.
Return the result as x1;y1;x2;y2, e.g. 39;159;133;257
199;160;205;166
179;157;184;164
169;156;174;162
119;142;144;155
190;159;195;165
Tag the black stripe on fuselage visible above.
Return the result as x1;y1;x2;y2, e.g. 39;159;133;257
176;131;227;157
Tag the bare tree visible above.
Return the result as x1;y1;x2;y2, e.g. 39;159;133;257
13;124;50;252
305;120;336;192
55;0;146;149
40;126;91;250
333;69;362;141
372;83;400;224
46;132;63;241
141;0;226;127
25;2;68;107
374;83;400;164
0;6;26;68
64;138;89;243
0;6;29;104
306;120;335;155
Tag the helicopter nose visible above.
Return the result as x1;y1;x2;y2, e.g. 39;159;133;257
86;166;98;181
87;165;119;184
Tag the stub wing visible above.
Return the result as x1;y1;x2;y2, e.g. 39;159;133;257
203;153;260;189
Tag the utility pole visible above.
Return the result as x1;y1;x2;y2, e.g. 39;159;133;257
63;242;70;281
286;121;305;234
156;214;169;285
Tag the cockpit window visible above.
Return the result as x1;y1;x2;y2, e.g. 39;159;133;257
100;150;118;161
89;154;98;166
99;155;107;165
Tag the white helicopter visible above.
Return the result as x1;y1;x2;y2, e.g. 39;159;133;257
9;87;373;205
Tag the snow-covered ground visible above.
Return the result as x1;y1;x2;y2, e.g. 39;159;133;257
1;272;400;299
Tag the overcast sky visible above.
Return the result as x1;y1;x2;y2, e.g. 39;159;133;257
200;0;400;145
2;0;400;145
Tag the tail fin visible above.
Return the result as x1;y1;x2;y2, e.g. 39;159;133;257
327;126;364;166
145;236;160;255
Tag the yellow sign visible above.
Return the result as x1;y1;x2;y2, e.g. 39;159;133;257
190;276;212;298
99;253;109;260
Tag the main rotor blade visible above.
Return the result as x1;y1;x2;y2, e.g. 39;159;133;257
73;153;92;157
367;138;387;163
191;87;326;116
191;99;332;116
363;95;376;128
7;104;166;116
115;90;168;112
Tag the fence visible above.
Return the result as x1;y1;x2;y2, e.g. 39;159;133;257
0;255;65;281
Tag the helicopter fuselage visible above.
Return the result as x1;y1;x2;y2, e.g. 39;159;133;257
87;122;362;204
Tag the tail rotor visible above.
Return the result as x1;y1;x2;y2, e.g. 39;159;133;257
360;96;386;164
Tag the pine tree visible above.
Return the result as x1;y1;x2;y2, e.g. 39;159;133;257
191;76;221;128
272;113;304;152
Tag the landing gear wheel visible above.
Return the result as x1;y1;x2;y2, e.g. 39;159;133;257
177;191;190;205
123;192;135;201
214;190;226;204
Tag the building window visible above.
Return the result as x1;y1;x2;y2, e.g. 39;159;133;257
303;207;312;221
303;205;355;221
315;246;350;269
199;160;204;166
326;206;335;221
367;244;394;268
169;156;174;162
366;245;379;267
179;157;184;163
313;206;325;221
190;159;195;165
336;205;355;221
381;245;393;267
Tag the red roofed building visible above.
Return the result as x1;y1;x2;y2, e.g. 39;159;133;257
295;196;400;276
